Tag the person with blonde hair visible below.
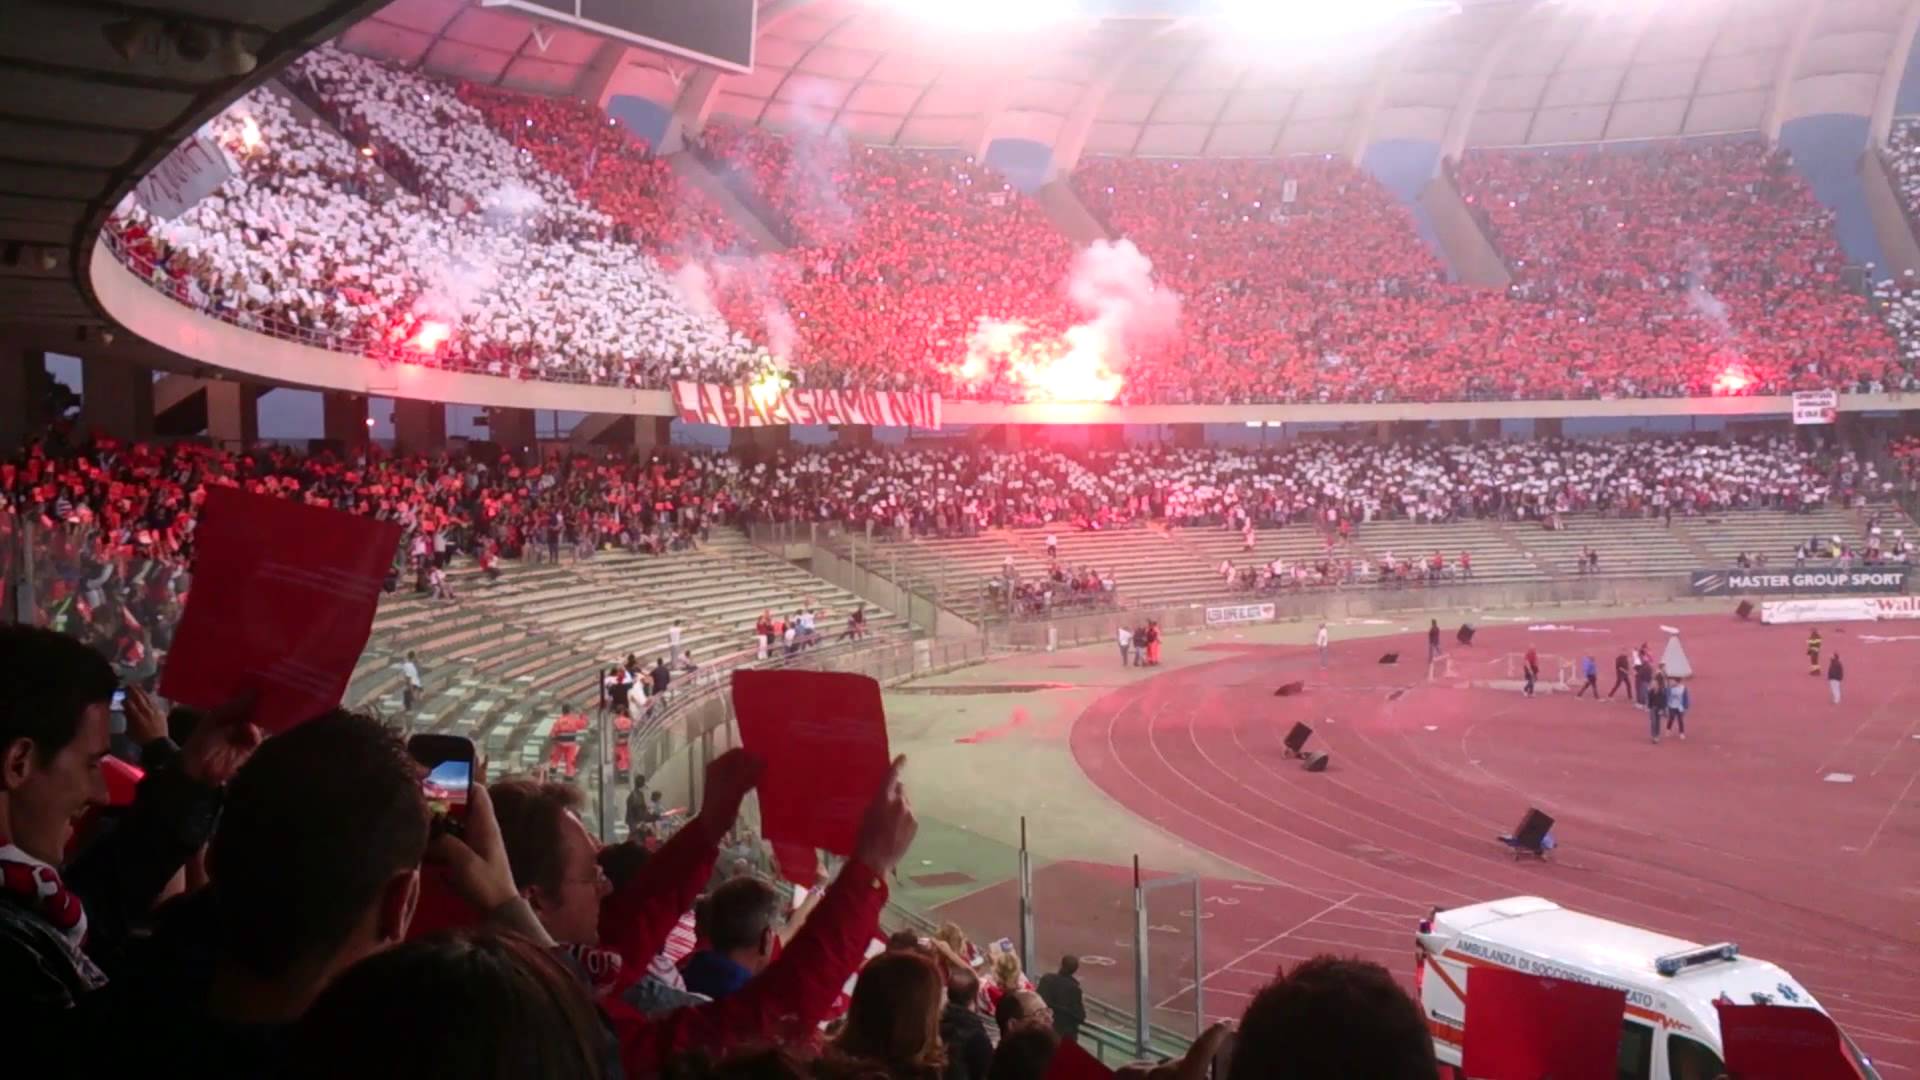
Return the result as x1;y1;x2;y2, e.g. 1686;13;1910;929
983;944;1030;1013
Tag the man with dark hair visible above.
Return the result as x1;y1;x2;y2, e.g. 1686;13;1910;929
97;710;528;1076
1035;955;1085;1044
1225;955;1437;1080
0;626;241;1019
681;877;784;1000
941;968;993;1080
503;749;918;1078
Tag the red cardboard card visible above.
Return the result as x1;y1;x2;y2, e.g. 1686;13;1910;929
159;486;400;732
1461;967;1625;1080
1715;1002;1860;1080
731;670;891;886
1044;1039;1115;1080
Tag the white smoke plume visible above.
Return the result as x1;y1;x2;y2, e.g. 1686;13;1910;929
957;238;1180;401
1682;247;1732;338
669;262;719;321
1064;237;1182;371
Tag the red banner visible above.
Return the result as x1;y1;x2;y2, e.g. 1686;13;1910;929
160;486;401;733
674;382;941;429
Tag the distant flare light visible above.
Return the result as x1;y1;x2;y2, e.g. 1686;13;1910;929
1710;361;1753;395
238;114;262;151
408;319;452;354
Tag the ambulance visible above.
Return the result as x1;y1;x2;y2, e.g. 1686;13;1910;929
1415;896;1880;1079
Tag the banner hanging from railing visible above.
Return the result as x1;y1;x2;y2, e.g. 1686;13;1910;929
1791;389;1838;425
673;382;941;429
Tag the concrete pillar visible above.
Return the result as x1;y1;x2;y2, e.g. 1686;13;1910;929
322;391;371;453
393;399;446;455
0;350;50;453
1472;418;1501;441
485;407;537;454
834;424;874;447
1438;419;1471;441
1171;423;1205;449
634;416;671;453
729;426;791;454
1088;425;1124;450
202;381;258;446
1535;417;1564;439
78;358;154;442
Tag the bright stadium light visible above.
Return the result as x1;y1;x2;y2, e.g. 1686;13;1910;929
872;0;1081;30
1219;0;1461;39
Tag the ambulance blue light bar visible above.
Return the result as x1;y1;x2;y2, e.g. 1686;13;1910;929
1655;943;1739;977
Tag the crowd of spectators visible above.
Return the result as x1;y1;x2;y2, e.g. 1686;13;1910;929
693;122;1079;394
1456;139;1900;397
102;42;1908;408
2;431;1887;671
1872;117;1920;378
109;45;764;387
0;617;1465;1076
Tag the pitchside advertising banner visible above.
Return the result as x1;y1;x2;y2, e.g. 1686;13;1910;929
1760;596;1920;624
673;382;941;429
1689;567;1911;596
1205;602;1275;626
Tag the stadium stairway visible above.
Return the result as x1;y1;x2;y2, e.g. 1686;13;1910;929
350;533;906;781
664;151;787;253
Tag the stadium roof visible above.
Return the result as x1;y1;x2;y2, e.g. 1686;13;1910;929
0;0;389;341
343;0;1920;163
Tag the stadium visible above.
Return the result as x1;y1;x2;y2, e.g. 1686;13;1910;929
3;0;1920;1075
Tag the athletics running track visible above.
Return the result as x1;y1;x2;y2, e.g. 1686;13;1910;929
935;613;1920;1070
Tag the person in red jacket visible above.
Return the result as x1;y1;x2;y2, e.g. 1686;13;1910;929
491;750;918;1078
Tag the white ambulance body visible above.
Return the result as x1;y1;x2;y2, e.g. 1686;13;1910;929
1415;896;1879;1080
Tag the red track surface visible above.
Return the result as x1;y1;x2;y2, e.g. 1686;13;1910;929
1067;613;1920;1070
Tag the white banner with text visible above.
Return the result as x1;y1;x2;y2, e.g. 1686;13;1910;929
673;382;941;429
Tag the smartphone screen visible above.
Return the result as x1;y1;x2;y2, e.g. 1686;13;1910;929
408;734;476;834
422;758;471;822
111;689;126;713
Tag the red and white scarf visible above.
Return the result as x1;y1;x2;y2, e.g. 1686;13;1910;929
0;840;87;948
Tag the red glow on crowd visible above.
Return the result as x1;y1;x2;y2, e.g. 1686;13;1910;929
408;319;453;354
954;319;1126;403
1710;360;1755;395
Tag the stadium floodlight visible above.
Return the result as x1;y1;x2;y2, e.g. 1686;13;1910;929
1218;0;1461;39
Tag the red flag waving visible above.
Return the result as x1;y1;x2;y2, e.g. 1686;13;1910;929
160;486;400;732
731;670;891;886
1461;967;1625;1080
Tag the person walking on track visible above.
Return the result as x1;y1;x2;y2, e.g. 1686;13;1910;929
1648;673;1669;744
1522;646;1540;698
1807;628;1824;676
1428;620;1442;662
1608;648;1632;701
1576;655;1599;698
1828;653;1844;705
1664;679;1689;739
1316;623;1329;668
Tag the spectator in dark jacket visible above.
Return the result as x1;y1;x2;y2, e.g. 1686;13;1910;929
0;626;234;1024
94;711;532;1078
1034;955;1086;1044
941;969;993;1080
